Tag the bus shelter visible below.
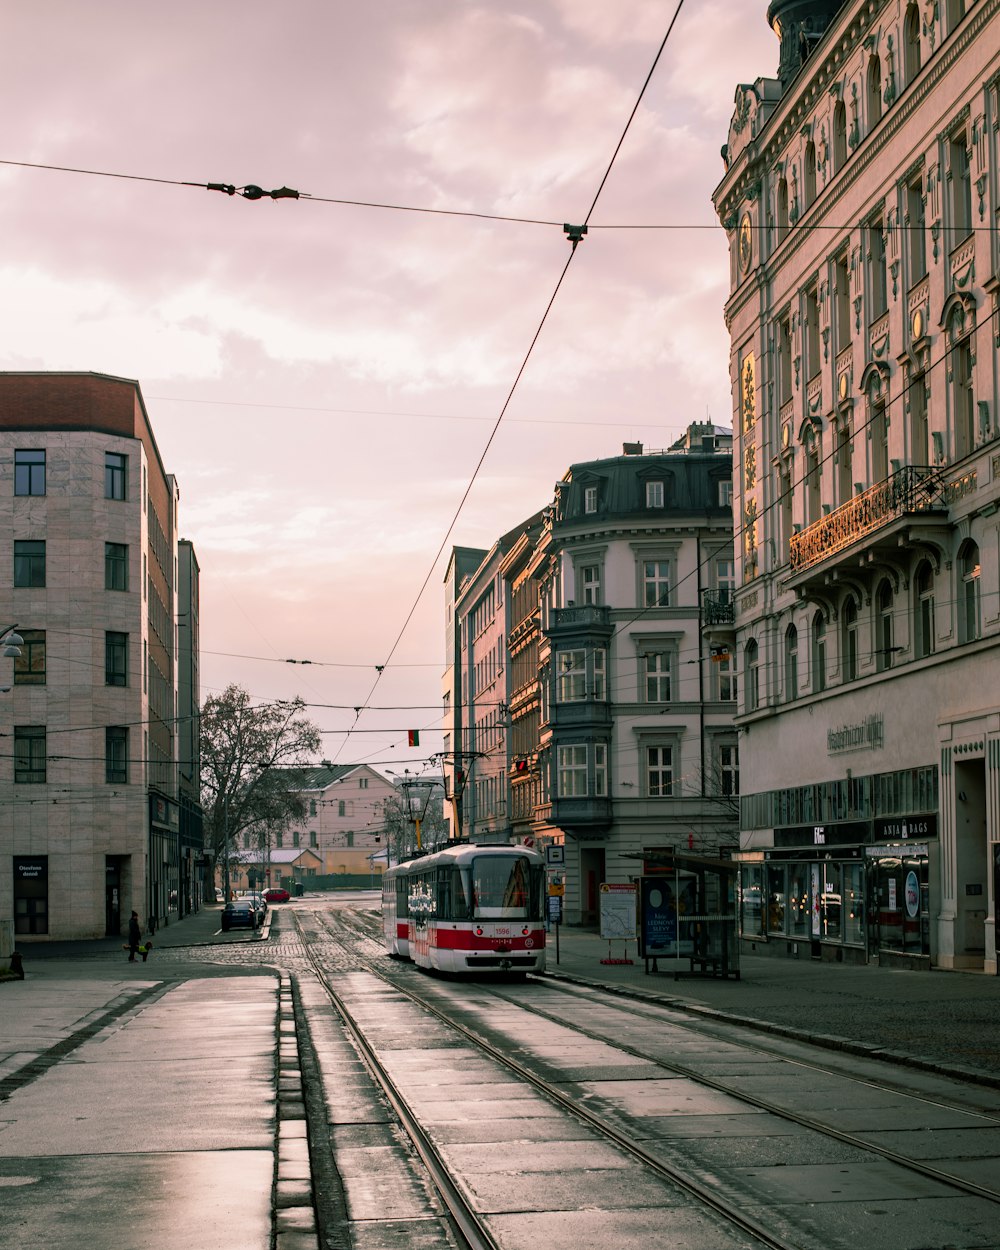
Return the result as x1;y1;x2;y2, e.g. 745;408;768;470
631;851;740;980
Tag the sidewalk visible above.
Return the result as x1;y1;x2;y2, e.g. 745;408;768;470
545;925;1000;1085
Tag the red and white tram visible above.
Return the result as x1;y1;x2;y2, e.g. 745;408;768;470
382;843;546;974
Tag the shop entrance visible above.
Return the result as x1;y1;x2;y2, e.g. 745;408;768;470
580;847;605;926
954;758;987;967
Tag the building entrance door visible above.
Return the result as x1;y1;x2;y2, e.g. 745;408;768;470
105;857;123;936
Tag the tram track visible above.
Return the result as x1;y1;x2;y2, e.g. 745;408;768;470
292;904;1000;1250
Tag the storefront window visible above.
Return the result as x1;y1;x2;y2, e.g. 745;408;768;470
874;855;928;954
844;863;865;946
820;863;842;939
787;865;810;937
740;865;764;937
767;864;786;933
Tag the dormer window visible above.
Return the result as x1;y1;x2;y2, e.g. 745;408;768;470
584;485;598;514
646;480;664;508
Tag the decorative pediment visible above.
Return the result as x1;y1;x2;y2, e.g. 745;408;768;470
859;359;891;397
939;290;977;336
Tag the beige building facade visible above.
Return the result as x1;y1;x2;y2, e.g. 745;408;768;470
714;0;1000;970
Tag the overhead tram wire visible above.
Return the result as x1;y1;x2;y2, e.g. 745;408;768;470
5;156;988;236
327;0;688;762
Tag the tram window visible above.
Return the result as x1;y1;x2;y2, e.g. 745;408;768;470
437;869;452;920
471;855;530;917
453;868;471;918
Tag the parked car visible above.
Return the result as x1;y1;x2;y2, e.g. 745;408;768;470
221;899;259;931
263;887;290;904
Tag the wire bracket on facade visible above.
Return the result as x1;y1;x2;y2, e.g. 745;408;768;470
563;223;588;249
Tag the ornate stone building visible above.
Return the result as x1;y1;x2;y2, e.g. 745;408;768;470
713;0;1000;970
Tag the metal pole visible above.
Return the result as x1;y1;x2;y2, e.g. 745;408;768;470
223;793;231;902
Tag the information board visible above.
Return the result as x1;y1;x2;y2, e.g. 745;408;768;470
599;882;637;940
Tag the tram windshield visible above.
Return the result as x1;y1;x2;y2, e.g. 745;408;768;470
467;855;533;919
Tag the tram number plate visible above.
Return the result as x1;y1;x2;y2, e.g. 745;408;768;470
492;926;512;937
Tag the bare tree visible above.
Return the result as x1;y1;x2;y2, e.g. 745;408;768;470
200;685;321;889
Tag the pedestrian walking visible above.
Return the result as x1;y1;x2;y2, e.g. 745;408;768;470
127;910;142;962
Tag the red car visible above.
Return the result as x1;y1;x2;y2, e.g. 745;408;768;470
263;887;290;903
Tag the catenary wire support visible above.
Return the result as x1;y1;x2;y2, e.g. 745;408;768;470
563;223;588;250
203;182;302;201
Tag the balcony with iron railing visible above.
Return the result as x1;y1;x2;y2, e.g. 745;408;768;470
701;589;736;626
787;466;948;594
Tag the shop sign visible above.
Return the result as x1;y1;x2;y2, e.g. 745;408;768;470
827;713;884;753
149;794;180;831
774;821;869;848
873;815;936;840
14;857;47;880
865;842;929;858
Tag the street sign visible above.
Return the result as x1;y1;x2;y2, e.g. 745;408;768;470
548;895;563;923
546;845;565;866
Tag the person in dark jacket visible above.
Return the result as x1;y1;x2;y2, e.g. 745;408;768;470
127;911;142;962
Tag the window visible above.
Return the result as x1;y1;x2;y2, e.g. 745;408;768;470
292;831;300;848
804;283;820;380
719;743;740;797
945;0;965;34
716;651;738;702
594;743;607;797
338;800;345;817
13;629;45;686
584;485;598;514
745;639;760;711
776;177;789;243
14;539;45;587
104;542;128;591
811;614;827;692
833;101;847;171
718;479;733;506
643;560;671;607
905;175;927;283
952;336;975;459
803;427;821;526
275;831;284;849
105;451;127;500
915;563;935;659
866;53;882;130
105;631;128;686
949;132;972;239
14;726;46;784
557;745;588;797
359;777;368;789
645;480;664;509
875;581;894;671
960;542;981;642
803;142;816;209
903;4;921;83
14;449;45;496
644;652;672;702
909;373;929;464
106;727;129;783
871;399;889;481
310;831;318;848
836;422;854;505
842;598;859;681
778;314;793;403
556;647;606;702
834;251;851;350
646;746;673;797
715;558;736;602
580;564;601;605
869;217;888;319
784;624;799;699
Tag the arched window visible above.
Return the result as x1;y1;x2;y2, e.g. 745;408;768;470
804;141;817;208
914;562;935;658
812;613;827;692
833;101;848;171
875;580;894;671
745;639;760;711
903;4;921;83
776;178;789;243
960;542;981;642
803;427;822;525
842;598;859;681
950;321;975;459
784;624;799;699
867;54;882;129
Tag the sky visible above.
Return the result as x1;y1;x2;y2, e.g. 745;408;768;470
0;1;778;775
